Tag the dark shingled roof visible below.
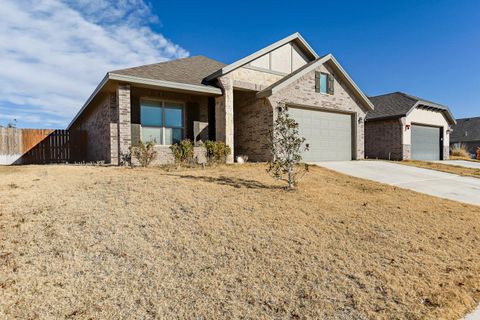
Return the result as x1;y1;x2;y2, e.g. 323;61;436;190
367;92;455;124
367;92;418;120
451;117;480;142
110;55;225;87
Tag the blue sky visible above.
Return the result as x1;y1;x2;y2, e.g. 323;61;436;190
1;0;479;128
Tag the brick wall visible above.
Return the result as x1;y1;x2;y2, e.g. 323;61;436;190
365;119;403;160
233;91;273;161
70;92;112;162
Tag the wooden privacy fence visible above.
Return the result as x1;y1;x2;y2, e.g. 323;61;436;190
0;128;86;165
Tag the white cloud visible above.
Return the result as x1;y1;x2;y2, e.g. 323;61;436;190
0;0;189;128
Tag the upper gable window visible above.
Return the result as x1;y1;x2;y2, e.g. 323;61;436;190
316;72;334;95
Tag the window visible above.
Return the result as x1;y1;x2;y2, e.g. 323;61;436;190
316;72;334;95
140;100;184;145
319;73;328;94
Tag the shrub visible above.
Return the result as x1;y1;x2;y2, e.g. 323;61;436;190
170;139;195;165
131;140;157;167
267;105;309;189
450;144;470;159
204;140;231;164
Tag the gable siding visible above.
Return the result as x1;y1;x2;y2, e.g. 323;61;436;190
267;62;368;159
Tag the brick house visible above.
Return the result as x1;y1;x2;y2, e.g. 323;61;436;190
450;117;480;157
366;92;456;161
68;32;374;164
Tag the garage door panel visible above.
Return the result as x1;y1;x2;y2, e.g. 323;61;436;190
288;107;352;161
411;125;441;160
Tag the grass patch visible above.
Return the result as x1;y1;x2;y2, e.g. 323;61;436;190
401;160;480;178
0;164;479;319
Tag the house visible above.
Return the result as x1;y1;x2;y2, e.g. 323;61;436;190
451;117;480;157
365;92;456;161
68;32;374;164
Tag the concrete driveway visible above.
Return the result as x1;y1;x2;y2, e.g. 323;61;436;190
434;160;480;169
315;161;480;206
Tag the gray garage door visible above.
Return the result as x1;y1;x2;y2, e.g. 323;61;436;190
411;124;441;160
288;107;352;161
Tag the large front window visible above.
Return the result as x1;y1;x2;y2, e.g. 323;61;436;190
141;100;184;145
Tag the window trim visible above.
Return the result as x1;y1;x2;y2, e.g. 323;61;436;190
140;98;185;146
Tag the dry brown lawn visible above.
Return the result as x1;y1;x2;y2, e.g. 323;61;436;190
0;164;479;319
400;160;480;179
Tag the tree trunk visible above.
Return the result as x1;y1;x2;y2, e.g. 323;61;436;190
287;166;293;189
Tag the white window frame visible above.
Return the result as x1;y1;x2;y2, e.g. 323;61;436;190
140;98;185;146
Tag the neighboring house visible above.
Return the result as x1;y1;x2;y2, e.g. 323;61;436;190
68;32;374;164
450;117;480;156
365;92;456;161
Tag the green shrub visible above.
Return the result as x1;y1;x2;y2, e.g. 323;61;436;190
450;144;470;158
131;140;157;167
204;140;231;164
170;139;195;165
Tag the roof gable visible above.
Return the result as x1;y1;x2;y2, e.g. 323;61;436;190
204;32;318;82
257;54;374;111
367;92;456;125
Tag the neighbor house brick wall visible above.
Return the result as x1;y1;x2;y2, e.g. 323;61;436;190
233;91;273;161
268;62;369;160
365;119;403;160
70;92;112;163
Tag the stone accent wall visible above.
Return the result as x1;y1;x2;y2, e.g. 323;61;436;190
233;91;273;161
365;119;403;160
148;146;207;165
268;62;369;160
229;67;283;88
109;92;118;164
215;77;234;163
443;146;450;160
402;144;411;160
117;84;131;165
70;92;112;162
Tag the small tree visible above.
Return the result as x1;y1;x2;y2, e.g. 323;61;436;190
131;140;157;167
267;105;309;189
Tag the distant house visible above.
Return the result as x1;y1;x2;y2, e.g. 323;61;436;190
68;32;374;165
451;117;480;156
365;92;456;161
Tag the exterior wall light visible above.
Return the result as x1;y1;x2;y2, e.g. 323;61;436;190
358;116;363;124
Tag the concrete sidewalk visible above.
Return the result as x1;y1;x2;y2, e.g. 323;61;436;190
315;160;480;206
434;160;480;169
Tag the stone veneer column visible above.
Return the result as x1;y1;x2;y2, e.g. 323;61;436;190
109;92;119;165
116;84;131;165
215;77;234;163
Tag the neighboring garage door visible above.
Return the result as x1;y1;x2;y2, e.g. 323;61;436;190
288;107;352;161
411;124;441;160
